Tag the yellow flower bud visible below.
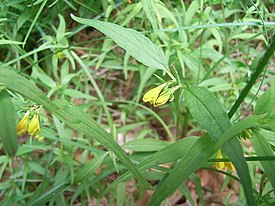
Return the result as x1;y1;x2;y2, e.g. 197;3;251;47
214;149;225;170
154;91;171;107
142;83;167;106
16;111;30;136
225;162;235;172
214;149;235;172
28;114;41;136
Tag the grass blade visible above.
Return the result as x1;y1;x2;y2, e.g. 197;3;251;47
28;181;70;206
228;34;275;118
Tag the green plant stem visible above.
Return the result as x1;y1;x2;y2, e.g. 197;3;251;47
22;0;48;48
228;34;275;119
153;22;275;33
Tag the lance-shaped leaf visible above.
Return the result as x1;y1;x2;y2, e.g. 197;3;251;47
70;14;168;71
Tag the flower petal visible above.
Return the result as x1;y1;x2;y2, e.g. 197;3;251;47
154;92;171;107
28;114;41;136
214;161;225;170
142;83;167;104
214;149;225;170
16;111;29;136
225;162;235;172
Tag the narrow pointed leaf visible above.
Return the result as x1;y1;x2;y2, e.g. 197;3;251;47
70;14;168;71
28;181;70;206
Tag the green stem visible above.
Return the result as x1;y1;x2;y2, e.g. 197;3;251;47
228;34;275;119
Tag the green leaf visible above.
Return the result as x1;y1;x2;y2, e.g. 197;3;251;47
229;33;267;44
0;40;23;45
28;181;70;206
74;154;107;183
120;2;142;27
116;182;127;206
0;68;152;190
255;79;275;115
184;0;199;26
0;155;9;180
70;14;168;71
141;0;158;31
32;67;56;88
253;132;275;189
123;138;171;152
184;86;255;206
62;89;97;100
0;90;19;156
182;52;205;81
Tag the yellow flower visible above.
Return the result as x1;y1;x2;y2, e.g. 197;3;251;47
16;111;30;136
154;91;172;107
28;114;41;136
214;149;225;170
225;162;235;172
214;149;235;172
142;83;167;107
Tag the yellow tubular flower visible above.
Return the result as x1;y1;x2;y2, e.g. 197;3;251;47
16;111;30;136
28;114;41;136
154;91;171;107
214;149;225;170
142;83;167;106
214;149;235;172
225;162;235;172
214;161;225;170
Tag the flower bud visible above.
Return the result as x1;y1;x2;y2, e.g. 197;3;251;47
143;83;167;106
214;149;235;172
154;91;172;107
225;162;235;172
16;111;29;136
28;114;41;136
214;149;225;170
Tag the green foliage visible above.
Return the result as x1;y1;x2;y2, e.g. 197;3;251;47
0;89;19;156
71;14;169;73
0;0;274;205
